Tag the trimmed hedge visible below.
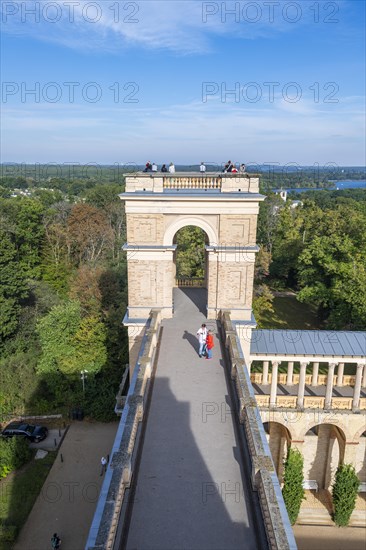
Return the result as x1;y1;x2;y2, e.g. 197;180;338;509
332;463;359;526
282;447;305;524
0;437;32;479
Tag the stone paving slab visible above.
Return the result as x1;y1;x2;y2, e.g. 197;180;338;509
293;524;366;550
125;289;260;550
14;421;118;550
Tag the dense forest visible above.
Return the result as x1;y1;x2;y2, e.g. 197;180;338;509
0;175;127;422
1;168;366;425
254;189;366;329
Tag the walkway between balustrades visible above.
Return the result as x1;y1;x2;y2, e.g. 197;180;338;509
125;288;261;550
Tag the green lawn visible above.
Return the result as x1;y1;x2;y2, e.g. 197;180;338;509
0;451;56;549
261;296;323;330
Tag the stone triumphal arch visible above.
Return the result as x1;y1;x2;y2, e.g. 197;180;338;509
121;171;264;371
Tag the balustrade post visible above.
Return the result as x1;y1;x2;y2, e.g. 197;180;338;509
362;364;366;387
325;363;336;410
311;362;319;386
262;361;269;384
336;363;344;386
297;362;308;409
270;361;280;408
286;362;294;386
352;364;364;411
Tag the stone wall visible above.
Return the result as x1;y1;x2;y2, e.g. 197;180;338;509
86;310;161;550
220;311;297;550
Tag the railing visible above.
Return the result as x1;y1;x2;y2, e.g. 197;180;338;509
175;277;206;287
220;311;297;550
115;365;130;414
255;394;366;411
250;372;356;386
163;176;221;190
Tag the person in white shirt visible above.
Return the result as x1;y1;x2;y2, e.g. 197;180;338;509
152;162;158;172
169;162;175;173
200;162;206;173
196;323;207;357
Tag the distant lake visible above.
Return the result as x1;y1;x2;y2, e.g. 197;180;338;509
274;180;366;193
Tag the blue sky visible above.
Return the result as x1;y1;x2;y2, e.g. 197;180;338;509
1;0;365;165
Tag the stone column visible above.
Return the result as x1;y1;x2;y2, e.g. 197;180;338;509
362;364;366;387
297;362;308;409
311;362;319;386
336;363;345;386
262;361;269;384
325;363;336;410
270;361;280;408
352;364;364;411
286;362;294;386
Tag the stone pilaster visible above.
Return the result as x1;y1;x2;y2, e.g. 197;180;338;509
336;363;344;386
286;362;294;386
325;363;336;410
270;361;280;408
352;364;364;411
311;362;319;386
297;362;308;409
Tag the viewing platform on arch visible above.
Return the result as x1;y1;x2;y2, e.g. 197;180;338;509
124;171;260;193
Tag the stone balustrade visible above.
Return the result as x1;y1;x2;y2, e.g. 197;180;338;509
251;372;357;386
251;360;365;412
124;172;260;193
220;311;297;550
163;175;221;190
86;310;162;550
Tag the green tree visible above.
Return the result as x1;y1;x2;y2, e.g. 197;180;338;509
282;448;305;524
37;301;106;377
0;230;29;341
332;464;359;526
175;226;206;278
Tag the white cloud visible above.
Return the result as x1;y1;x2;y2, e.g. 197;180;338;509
1;0;349;54
2;93;365;164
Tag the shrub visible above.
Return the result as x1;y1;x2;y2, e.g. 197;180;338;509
332;464;359;526
0;437;32;479
282;447;305;524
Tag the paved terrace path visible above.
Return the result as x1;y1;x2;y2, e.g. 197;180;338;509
124;289;262;550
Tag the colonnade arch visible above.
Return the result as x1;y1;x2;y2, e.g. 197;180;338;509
263;421;292;482
260;412;366;490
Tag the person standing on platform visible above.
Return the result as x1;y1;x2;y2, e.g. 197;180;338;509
206;330;214;359
200;162;206;172
196;324;207;357
100;456;107;476
169;162;175;173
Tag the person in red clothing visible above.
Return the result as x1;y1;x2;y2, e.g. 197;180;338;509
206;330;214;359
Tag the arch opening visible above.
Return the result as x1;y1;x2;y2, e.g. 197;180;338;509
172;225;208;315
306;423;346;490
263;421;292;482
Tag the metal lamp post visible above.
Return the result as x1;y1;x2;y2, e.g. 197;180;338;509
81;370;88;393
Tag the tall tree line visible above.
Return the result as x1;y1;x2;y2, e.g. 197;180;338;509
0;184;128;421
